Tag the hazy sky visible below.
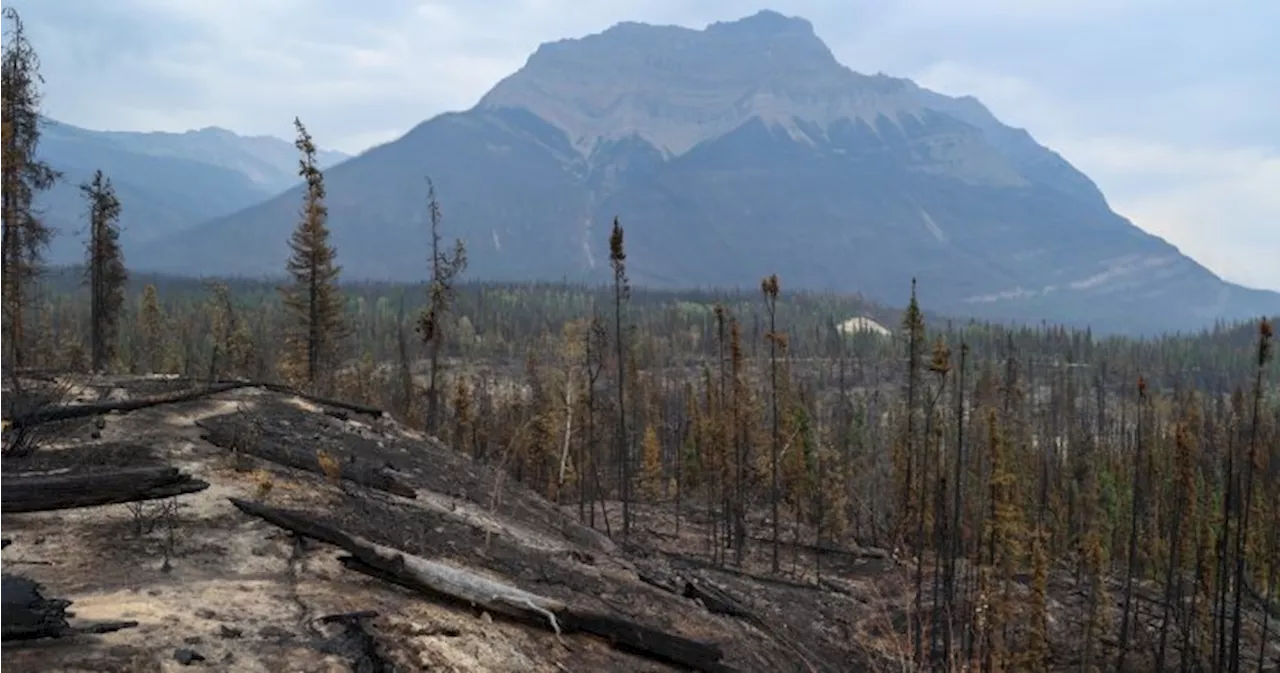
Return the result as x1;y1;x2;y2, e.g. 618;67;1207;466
9;0;1279;290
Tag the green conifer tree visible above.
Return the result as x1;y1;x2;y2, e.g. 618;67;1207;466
279;118;345;392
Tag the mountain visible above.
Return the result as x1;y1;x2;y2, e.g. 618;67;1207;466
34;120;348;264
133;10;1280;334
79;124;350;191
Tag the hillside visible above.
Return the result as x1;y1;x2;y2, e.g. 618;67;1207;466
130;10;1280;333
0;374;902;672
34;120;347;265
4;351;1278;670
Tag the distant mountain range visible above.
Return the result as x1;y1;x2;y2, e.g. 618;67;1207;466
35;120;347;264
43;10;1280;334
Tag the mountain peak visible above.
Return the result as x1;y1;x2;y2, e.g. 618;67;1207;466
478;10;870;157
191;125;236;136
705;9;815;37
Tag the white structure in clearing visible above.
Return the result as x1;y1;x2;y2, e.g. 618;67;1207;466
837;316;892;337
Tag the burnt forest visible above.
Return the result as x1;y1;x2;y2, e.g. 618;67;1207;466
3;6;1278;673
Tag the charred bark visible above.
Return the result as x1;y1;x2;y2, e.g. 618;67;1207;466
229;498;734;672
2;465;208;513
200;424;414;499
1;574;138;641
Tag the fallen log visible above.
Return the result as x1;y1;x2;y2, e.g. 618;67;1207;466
2;574;138;641
338;554;734;673
6;379;384;432
230;498;565;626
230;498;734;672
208;379;385;418
558;611;731;672
747;535;889;560
201;424;415;499
5;381;250;430
661;550;820;592
2;465;210;513
686;576;827;673
683;580;760;625
636;569;684;596
335;555;737;673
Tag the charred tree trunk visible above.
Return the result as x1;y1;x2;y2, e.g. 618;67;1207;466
229;498;733;672
199;422;414;498
1;575;137;641
2;465;209;513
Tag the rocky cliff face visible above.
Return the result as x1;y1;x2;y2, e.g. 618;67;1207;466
133;10;1280;333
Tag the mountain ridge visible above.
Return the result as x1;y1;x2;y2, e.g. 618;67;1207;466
80;123;350;190
128;10;1279;334
478;11;951;161
35;119;348;265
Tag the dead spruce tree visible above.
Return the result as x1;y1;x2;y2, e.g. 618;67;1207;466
1116;376;1149;671
2;7;61;369
417;177;467;436
898;278;925;546
610;216;632;538
761;273;782;573
81;170;126;372
279;117;344;393
1228;317;1273;673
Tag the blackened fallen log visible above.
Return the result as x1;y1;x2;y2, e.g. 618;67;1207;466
206;379;384;417
683;581;760;625
230;498;566;625
662;550;819;592
747;535;889;560
2;465;209;513
335;556;736;673
230;498;734;673
202;427;415;499
1;574;68;640
636;569;683;595
2;574;138;641
680;571;828;672
5;382;250;430
336;554;733;672
558;611;733;673
6;379;383;433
